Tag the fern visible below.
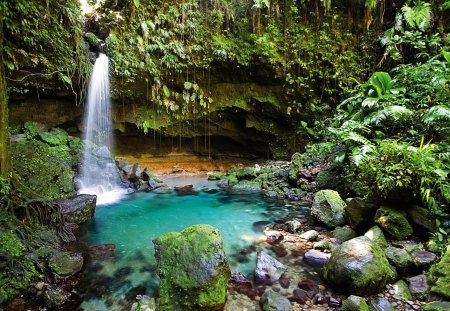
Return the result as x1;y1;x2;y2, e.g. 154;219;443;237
364;105;413;125
402;1;432;31
422;105;450;124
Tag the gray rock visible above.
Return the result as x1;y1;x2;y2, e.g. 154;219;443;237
255;251;288;285
344;196;379;231
57;194;97;224
333;225;356;242
406;205;436;233
285;220;302;233
408;274;429;296
384;247;414;272
411;250;436;268
299;230;319;241
368;297;394;311
304;249;330;267
342;295;369;311
260;290;291;311
323;237;395;296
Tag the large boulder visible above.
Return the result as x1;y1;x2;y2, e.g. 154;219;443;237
364;226;388;249
323;236;395;296
429;248;450;299
153;224;231;311
344;196;379;232
374;206;413;240
406;205;436;234
311;190;346;228
57;194;97;224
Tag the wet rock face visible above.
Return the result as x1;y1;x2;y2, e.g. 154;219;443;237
153;224;231;311
57;194;97;224
323;236;395;296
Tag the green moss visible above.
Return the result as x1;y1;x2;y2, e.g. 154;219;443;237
364;226;388;249
227;173;238;186
38;128;69;146
342;295;370;311
311;189;347;228
0;230;38;301
429;248;450;299
154;224;231;311
375;206;413;240
422;301;450;311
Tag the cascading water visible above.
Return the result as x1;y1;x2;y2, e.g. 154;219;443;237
77;53;125;204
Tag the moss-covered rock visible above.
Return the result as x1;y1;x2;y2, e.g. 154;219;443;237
48;251;83;278
406;205;436;234
429;248;450;299
364;226;388;249
260;290;291;311
392;280;412;300
232;180;262;193
227;173;239;187
153;224;231;311
333;225;356;242
342;295;369;311
208;171;224;181
11;131;80;200
38;128;68;146
311;190;347;228
85;32;100;48
57;194;97;224
288;152;303;182
422;301;450;311
323;236;395;296
344;196;379;232
374;206;413;240
384;247;414;272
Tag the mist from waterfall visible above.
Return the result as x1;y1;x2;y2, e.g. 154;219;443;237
78;53;125;204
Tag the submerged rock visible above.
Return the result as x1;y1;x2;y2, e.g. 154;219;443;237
57;194;97;224
260;290;291;311
311;190;346;228
153;224;231;311
374;206;413;240
255;251;287;285
323;236;394;296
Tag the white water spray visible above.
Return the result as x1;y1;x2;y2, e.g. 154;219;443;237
78;53;125;204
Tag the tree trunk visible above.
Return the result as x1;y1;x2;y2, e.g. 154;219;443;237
0;5;10;178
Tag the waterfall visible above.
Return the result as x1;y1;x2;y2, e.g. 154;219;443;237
78;53;124;204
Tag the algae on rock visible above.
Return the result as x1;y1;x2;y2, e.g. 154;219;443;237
153;224;231;311
311;189;347;228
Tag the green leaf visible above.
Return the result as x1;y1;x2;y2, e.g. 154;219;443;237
133;0;140;8
162;85;171;97
442;50;450;63
60;74;71;84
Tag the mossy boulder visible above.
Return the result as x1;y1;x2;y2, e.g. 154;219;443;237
233;167;257;180
48;251;83;278
384;247;414;272
374;206;413;240
342;295;369;311
344;197;379;232
429;248;450;299
364;226;388;249
85;32;100;48
333;225;356;242
227;173;239;186
288;152;303;182
208;171;224;181
311;190;346;228
11;133;81;200
323;236;395;296
153;224;231;311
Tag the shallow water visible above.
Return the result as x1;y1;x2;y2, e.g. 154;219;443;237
78;178;295;310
